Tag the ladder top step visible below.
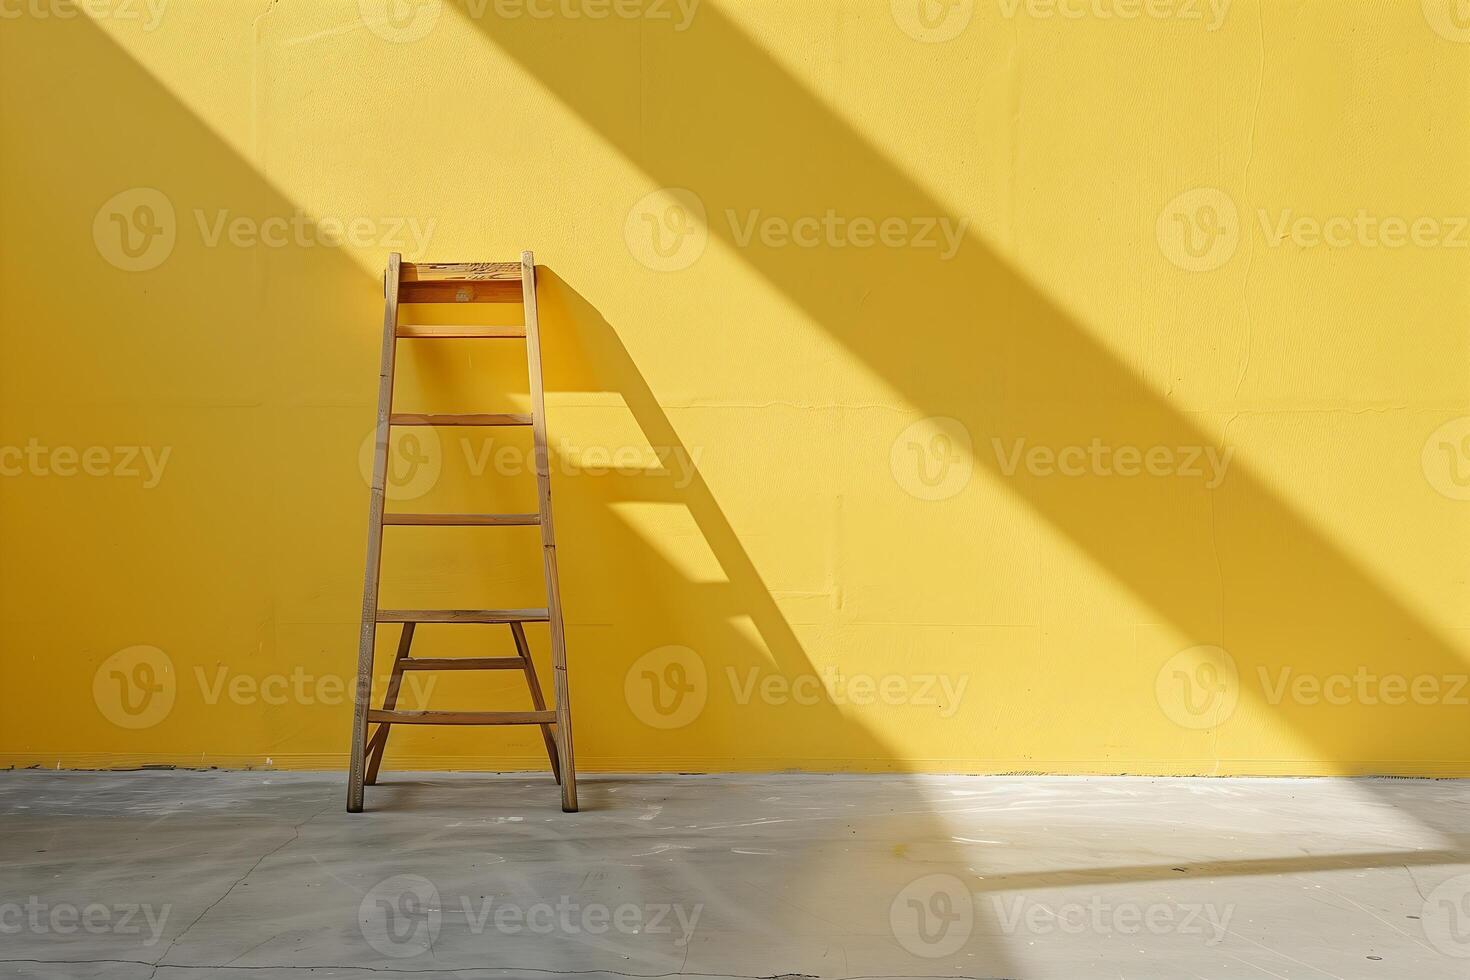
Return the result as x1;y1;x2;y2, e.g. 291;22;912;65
367;708;556;726
401;261;521;283
382;513;540;527
396;325;526;338
390;413;532;426
377;608;550;624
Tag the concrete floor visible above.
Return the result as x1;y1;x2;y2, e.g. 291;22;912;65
1;772;1468;978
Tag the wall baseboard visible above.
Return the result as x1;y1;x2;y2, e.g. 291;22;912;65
5;754;1470;778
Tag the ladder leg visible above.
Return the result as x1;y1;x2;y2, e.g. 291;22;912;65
510;621;561;784
365;622;415;785
348;252;403;814
521;251;578;813
544;555;577;811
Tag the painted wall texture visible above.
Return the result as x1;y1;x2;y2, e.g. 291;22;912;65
2;1;1468;775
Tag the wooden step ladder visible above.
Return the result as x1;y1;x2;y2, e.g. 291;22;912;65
346;252;577;813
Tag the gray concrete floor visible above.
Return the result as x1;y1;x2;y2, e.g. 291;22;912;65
1;771;1468;978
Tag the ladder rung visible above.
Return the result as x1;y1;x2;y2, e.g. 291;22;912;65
390;413;532;426
400;657;527;671
367;709;555;726
396;325;527;339
383;513;540;527
377;609;550;624
398;280;522;304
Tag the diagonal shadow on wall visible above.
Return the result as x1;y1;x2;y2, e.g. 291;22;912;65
459;0;1470;775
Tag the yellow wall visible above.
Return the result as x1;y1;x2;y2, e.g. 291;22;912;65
2;1;1469;776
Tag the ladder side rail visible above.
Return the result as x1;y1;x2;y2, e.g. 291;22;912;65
347;252;403;813
521;251;578;812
